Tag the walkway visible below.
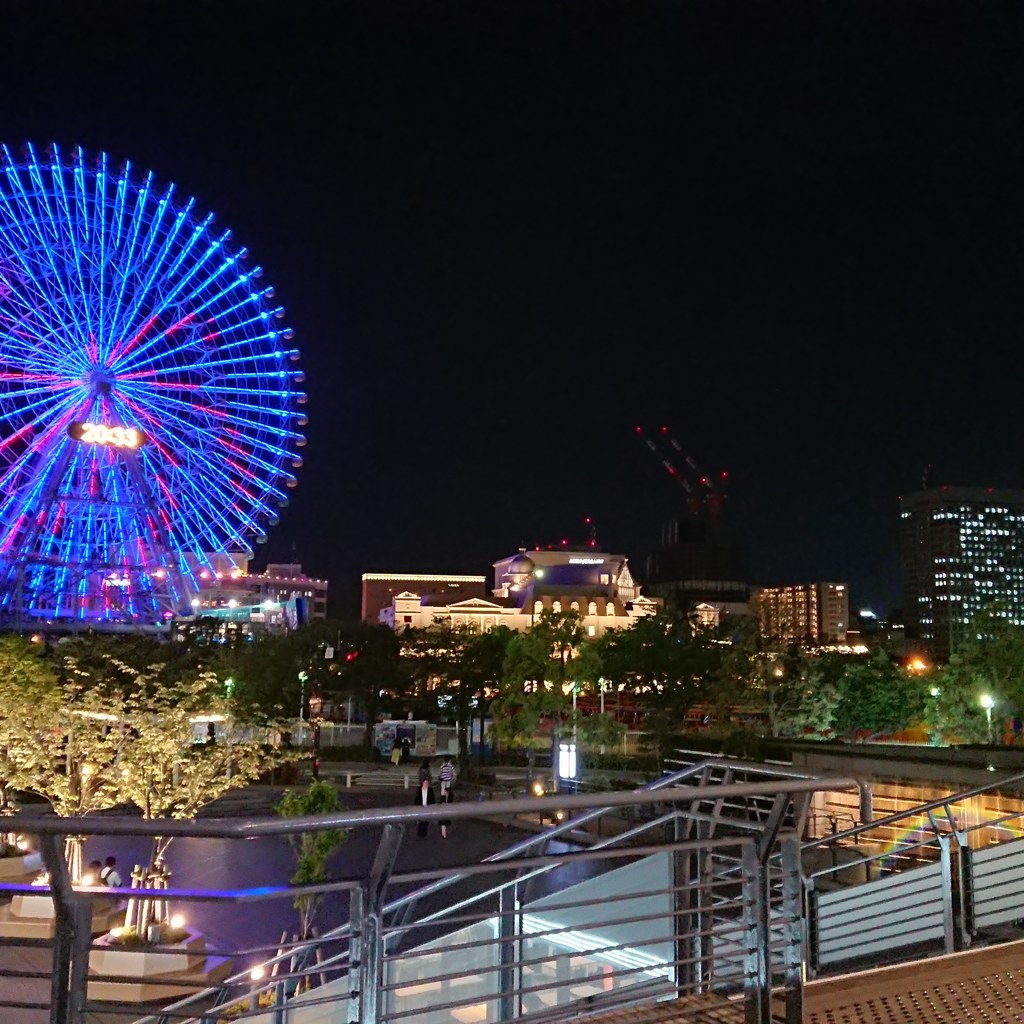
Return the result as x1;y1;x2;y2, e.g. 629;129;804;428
803;938;1024;1024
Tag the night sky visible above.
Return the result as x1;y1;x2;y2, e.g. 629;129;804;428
4;1;1024;617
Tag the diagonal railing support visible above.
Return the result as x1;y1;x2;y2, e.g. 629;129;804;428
39;830;91;1024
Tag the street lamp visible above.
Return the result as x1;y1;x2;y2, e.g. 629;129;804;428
981;694;996;745
308;693;323;780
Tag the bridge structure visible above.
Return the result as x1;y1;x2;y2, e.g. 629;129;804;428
1;754;1024;1024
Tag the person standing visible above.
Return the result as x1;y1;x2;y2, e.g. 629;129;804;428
418;758;432;784
414;777;435;838
100;856;122;887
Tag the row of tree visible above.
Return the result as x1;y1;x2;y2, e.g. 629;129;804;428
183;604;1024;759
10;602;1022;806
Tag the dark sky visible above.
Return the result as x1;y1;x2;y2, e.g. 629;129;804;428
4;1;1024;617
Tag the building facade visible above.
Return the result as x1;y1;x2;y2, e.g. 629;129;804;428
755;582;849;646
190;559;329;631
377;549;660;637
899;487;1024;660
361;573;487;622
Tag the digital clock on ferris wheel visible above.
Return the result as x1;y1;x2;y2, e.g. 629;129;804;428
67;422;147;449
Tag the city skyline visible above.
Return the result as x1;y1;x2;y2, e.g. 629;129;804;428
2;3;1022;620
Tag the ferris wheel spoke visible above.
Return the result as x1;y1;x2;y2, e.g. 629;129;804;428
103;182;181;359
114;225;241;373
49;147;96;347
19;148;92;342
131;272;274;376
0;380;82;437
107;199;206;362
101;169;157;363
0;218;76;340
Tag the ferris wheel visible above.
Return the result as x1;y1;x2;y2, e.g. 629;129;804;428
0;143;306;625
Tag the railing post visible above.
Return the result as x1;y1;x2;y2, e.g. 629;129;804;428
803;879;819;979
741;841;771;1024
362;897;384;1024
954;835;974;949
939;835;956;955
353;821;405;1024
346;886;364;1024
39;831;91;1024
673;814;706;994
349;881;387;1024
780;838;803;1024
497;882;519;1020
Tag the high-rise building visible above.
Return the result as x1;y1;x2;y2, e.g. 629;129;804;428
755;582;849;646
644;517;749;610
899;487;1024;660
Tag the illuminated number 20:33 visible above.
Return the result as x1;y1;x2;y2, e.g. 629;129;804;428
67;422;146;449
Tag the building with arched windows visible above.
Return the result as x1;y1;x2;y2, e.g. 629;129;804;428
376;548;660;636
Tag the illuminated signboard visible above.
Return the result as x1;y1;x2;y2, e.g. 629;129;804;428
67;422;146;449
568;557;605;565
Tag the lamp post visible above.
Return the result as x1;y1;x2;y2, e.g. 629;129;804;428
309;693;323;780
981;693;996;745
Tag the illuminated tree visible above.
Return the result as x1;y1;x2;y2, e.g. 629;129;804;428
276;781;347;942
831;649;925;741
494;610;619;776
0;642;131;878
105;663;294;869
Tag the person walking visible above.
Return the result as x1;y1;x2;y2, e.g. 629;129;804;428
438;785;453;839
438;757;456;798
418;758;432;784
413;777;435;838
390;738;402;766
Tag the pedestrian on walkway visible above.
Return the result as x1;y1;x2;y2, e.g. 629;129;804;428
438;757;456;797
400;736;411;763
414;777;435;838
418;758;432;784
390;738;402;766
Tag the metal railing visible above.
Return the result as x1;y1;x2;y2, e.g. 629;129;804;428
0;766;862;1024
802;768;1024;973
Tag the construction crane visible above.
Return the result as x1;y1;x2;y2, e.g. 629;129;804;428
634;426;728;523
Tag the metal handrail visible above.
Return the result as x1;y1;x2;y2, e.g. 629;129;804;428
802;768;1024;850
122;762;846;1023
10;773;862;838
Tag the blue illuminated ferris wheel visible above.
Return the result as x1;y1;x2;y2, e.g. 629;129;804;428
0;143;306;626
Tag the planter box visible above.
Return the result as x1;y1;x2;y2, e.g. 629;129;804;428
0;852;41;880
88;930;232;1003
90;930;207;977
